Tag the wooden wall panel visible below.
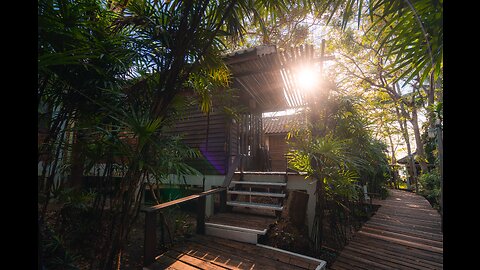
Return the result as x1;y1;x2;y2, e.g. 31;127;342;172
268;134;289;171
165;105;228;175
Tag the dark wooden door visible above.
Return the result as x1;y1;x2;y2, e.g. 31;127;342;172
268;135;288;171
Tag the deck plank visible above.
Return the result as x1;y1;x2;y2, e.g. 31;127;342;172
189;235;307;270
206;211;276;231
330;189;443;270
149;234;319;270
159;249;231;270
171;241;257;269
193;234;320;270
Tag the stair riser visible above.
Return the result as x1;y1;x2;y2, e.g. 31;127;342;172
227;191;286;198
233;174;287;183
230;181;286;187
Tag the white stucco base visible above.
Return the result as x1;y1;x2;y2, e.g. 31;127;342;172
160;173;317;236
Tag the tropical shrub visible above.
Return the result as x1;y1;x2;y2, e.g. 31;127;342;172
288;93;390;251
38;0;297;268
418;170;440;209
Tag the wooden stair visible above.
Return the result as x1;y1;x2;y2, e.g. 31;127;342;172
205;171;288;244
227;172;287;215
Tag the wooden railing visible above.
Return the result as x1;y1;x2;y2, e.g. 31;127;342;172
141;187;227;267
141;155;245;267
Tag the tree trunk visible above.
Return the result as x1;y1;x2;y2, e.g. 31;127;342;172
395;105;417;190
312;171;325;252
409;85;429;174
98;165;144;270
69;129;85;190
308;59;328;251
387;133;399;189
392;83;418;192
309;110;325;251
426;72;436;135
285;190;309;227
410;104;428;174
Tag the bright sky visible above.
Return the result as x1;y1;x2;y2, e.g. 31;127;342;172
262;18;427;162
263;108;302;118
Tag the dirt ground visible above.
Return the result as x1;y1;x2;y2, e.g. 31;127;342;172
121;217;145;270
259;217;339;267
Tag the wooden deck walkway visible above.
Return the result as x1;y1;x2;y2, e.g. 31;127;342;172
146;204;326;269
148;234;323;270
330;189;443;270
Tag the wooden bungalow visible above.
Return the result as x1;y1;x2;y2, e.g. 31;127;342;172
152;44;324;238
167;45;318;176
263;113;306;171
396;152;434;191
397;151;435;176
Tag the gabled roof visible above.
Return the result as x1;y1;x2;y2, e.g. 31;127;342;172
223;44;317;112
397;152;418;164
263;113;306;134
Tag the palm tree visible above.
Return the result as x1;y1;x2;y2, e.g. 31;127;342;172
289;89;390;251
39;0;296;268
289;133;360;251
315;0;442;84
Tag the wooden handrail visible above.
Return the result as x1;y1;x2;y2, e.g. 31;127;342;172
141;187;226;213
142;186;227;267
142;154;245;267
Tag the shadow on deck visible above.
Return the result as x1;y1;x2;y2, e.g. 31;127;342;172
141;184;326;270
148;234;324;270
330;189;443;270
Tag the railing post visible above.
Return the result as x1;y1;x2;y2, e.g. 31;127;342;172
144;211;157;267
219;188;227;213
196;196;206;234
142;187;225;266
159;212;165;246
